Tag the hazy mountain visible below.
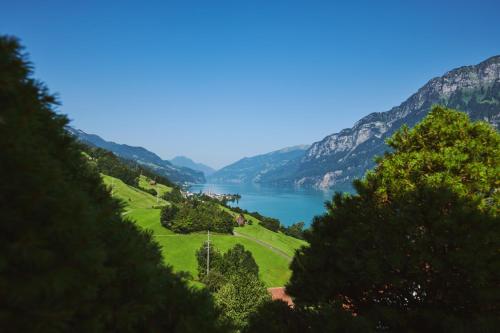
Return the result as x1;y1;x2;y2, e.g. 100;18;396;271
209;145;310;184
170;156;216;176
258;55;500;189
67;127;206;184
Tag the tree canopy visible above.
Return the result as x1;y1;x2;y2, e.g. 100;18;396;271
0;36;227;332
215;273;270;331
196;242;269;330
161;199;235;234
284;106;500;331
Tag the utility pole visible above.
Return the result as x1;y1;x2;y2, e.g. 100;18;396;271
206;229;210;276
156;183;159;204
111;177;114;197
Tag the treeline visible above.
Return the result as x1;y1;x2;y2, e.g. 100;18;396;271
0;36;228;332
161;199;235;234
196;243;270;331
181;189;306;239
226;205;307;240
81;144;177;189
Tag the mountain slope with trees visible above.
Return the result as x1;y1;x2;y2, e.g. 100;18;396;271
68;127;206;184
256;56;500;190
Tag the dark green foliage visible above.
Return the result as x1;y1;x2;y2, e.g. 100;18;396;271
160;204;180;228
444;80;500;126
259;216;281;232
162;187;184;203
141;187;157;196
214;273;270;331
245;301;371;333
219;244;259;278
161;200;235;234
203;270;227;292
132;163;176;189
281;221;306;240
83;145;139;186
196;241;223;281
0;36;226;332
196;243;258;286
82;144;177;189
285;106;500;331
196;243;269;330
246;301;303;333
70;127;206;184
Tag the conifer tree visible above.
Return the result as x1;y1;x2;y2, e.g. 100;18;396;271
284;106;500;331
0;36;227;332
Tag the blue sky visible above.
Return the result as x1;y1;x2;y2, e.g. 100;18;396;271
2;0;499;168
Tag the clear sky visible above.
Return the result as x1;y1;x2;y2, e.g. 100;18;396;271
2;0;499;169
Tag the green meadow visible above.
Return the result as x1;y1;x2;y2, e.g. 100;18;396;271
101;174;306;287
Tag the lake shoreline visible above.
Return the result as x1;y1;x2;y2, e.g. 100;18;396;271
189;183;337;227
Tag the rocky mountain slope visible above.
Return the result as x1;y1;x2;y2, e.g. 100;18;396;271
170;156;216;176
67;127;206;184
209;145;310;184
258;55;500;189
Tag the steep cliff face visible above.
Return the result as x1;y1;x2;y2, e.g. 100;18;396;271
259;56;500;189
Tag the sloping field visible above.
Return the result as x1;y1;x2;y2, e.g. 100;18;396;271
102;174;306;287
223;207;307;257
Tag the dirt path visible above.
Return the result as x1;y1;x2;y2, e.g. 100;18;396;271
233;231;292;261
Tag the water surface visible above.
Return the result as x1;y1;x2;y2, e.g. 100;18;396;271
190;183;337;227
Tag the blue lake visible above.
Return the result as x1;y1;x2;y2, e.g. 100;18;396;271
189;183;337;227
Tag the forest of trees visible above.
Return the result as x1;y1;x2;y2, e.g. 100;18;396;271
82;144;176;189
2;34;498;333
161;199;236;234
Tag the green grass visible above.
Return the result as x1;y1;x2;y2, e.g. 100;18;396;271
102;174;168;209
155;233;293;287
102;174;306;287
138;175;172;196
222;207;307;257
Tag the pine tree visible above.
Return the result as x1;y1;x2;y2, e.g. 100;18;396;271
0;36;227;332
285;106;500;331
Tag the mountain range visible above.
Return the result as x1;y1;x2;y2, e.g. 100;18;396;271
68;56;500;190
213;55;500;190
67;127;206;184
170;156;216;176
209;145;310;184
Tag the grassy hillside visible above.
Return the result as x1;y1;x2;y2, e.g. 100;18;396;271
138;175;172;196
101;174;306;287
102;174;170;231
222;207;307;257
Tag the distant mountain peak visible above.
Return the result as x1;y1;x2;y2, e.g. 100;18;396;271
256;55;500;190
209;144;310;184
274;144;310;154
170;156;216;176
67;127;206;184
